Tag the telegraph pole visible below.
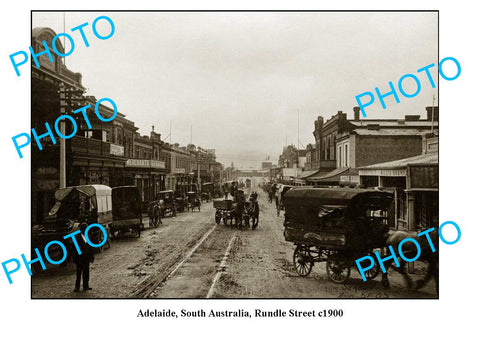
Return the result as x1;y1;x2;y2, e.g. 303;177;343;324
431;93;435;133
59;84;67;188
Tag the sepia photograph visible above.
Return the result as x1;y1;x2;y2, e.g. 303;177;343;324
29;11;439;299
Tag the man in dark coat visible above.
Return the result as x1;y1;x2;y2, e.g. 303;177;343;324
73;224;95;292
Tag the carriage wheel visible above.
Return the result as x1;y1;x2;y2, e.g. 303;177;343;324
215;211;222;224
362;251;380;281
293;245;314;277
326;253;351;283
223;215;228;226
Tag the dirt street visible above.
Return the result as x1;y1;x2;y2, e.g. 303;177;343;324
32;189;437;299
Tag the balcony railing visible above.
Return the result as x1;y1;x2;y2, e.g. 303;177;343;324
70;136;124;157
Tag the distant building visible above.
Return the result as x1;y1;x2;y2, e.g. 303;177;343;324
261;161;273;170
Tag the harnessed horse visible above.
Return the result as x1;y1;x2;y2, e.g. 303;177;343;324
381;229;439;294
244;191;260;229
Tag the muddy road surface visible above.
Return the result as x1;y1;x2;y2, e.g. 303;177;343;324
32;190;437;299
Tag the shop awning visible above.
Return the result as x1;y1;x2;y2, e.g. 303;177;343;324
296;169;322;179
358;153;438;170
308;168;355;184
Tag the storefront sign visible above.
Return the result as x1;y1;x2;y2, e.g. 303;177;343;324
110;143;124;156
359;169;406;177
173;168;186;174
126;159;165;169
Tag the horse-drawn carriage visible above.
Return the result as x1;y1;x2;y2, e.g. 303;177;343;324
187;191;201;211
201;182;214;202
213;190;259;228
173;187;186;213
283;187;393;283
32;185;112;270
156;190;178;217
213;198;235;225
111;186;143;237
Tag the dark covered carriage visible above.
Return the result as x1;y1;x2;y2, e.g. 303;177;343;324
283;187;393;283
187;190;201;211
111;186;143;237
201;182;214;202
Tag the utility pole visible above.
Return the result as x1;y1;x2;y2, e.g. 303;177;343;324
59;84;67;188
431;93;435;133
297;110;299;150
63;12;66;67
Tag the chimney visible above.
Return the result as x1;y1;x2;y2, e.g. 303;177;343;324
353;106;360;121
426;106;439;121
314;116;324;130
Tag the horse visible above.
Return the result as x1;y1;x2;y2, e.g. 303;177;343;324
381;228;439;294
244;192;260;229
147;200;162;227
230;189;246;227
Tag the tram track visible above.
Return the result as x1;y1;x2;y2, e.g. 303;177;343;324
206;231;238;298
129;224;218;298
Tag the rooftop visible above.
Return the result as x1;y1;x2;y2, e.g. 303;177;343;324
352;128;435;136
358;152;438;170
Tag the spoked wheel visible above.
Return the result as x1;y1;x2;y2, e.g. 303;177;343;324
326;252;351;283
293;245;314;277
360;251;380;281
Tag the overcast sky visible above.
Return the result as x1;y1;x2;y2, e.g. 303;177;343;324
32;11;438;169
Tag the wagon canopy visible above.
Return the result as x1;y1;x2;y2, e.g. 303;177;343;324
285;187;392;209
284;187;393;223
284;187;393;249
54;184;111;202
50;185;112;219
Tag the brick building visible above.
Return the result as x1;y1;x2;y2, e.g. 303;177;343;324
306;106;438;185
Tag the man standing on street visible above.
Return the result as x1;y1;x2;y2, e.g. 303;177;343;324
73;223;94;292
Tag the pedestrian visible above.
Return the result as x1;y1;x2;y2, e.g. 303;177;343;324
156;200;164;225
73;223;94;292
